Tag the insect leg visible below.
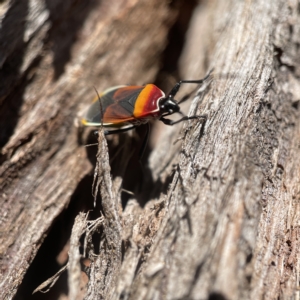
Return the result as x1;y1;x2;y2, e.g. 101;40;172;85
159;115;207;126
167;69;213;99
139;122;150;160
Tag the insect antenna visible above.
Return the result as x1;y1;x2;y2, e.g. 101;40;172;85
177;70;214;105
93;86;104;129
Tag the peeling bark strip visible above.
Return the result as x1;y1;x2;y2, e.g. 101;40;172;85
0;0;300;299
68;213;88;299
84;129;122;300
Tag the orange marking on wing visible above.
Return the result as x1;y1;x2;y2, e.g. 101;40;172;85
134;84;163;118
134;85;153;117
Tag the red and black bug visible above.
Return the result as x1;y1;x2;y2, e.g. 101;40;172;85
81;72;211;134
81;72;211;156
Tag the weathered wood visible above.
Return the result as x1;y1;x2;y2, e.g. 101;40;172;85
1;0;300;299
114;1;300;299
0;0;176;298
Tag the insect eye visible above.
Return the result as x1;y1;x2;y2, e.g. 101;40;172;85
161;105;165;109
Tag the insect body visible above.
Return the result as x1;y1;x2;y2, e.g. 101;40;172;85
81;72;211;135
81;84;165;131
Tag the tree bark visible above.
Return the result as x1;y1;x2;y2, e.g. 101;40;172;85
1;0;300;299
0;0;176;298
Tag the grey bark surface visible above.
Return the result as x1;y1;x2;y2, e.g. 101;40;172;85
0;0;175;298
0;0;300;299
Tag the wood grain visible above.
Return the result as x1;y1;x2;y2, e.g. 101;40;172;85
0;0;299;299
